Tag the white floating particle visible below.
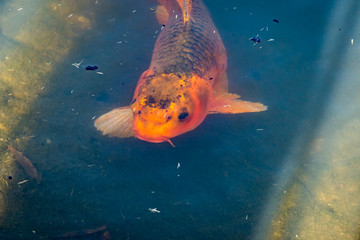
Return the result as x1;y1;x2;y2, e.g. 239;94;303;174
92;116;96;120
175;14;178;19
70;90;74;94
267;38;275;41
68;13;73;18
233;7;237;10
41;86;45;90
259;27;264;31
213;30;216;34
18;179;29;185
117;41;123;44
132;10;136;13
17;8;23;11
245;215;248;220
96;72;104;75
256;129;264;131
351;39;354;45
149;208;160;213
71;60;83;68
177;162;180;169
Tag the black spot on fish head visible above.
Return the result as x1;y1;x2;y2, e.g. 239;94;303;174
159;99;171;109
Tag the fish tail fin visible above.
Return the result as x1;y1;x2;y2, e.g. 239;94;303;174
209;93;267;114
94;107;135;138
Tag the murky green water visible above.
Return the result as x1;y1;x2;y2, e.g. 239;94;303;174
1;0;360;239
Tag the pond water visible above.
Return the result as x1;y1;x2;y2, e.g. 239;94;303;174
1;0;360;239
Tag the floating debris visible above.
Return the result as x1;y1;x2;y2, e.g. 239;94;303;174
85;65;98;71
149;208;160;213
267;38;275;42
273;19;279;23
17;179;29;185
351;39;354;45
177;162;180;169
96;72;104;75
8;145;42;184
54;225;107;238
250;36;261;43
71;60;83;68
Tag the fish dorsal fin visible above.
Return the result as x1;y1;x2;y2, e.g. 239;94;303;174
157;0;192;23
209;92;267;114
177;0;192;22
94;107;135;138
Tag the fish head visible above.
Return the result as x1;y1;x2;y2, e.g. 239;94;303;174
131;73;211;143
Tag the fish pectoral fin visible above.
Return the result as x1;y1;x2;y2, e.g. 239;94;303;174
212;72;229;94
94;106;135;138
155;5;169;25
209;93;267;114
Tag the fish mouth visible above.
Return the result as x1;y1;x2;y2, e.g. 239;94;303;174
135;132;167;143
135;133;174;147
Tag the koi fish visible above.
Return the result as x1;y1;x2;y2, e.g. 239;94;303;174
8;145;42;184
95;0;267;146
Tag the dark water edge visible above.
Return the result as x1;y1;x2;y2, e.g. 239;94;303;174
0;0;340;239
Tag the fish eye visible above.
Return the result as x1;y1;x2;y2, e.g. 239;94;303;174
178;112;189;122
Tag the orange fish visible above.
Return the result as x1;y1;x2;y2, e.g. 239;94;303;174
95;0;267;146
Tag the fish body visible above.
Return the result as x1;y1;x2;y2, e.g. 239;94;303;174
95;0;267;145
8;145;42;184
